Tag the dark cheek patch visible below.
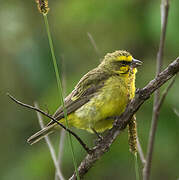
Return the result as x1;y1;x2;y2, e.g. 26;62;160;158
120;61;131;65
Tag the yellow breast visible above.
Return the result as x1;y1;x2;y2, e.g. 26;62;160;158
60;69;136;133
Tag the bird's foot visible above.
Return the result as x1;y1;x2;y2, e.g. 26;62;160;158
91;128;103;144
94;136;103;145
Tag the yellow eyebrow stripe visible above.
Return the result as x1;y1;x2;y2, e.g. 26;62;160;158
117;55;132;62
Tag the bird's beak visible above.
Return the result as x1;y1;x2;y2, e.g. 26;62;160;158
131;58;142;68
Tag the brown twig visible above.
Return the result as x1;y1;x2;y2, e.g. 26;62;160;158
70;57;179;180
34;102;65;180
143;1;170;179
7;93;92;154
158;75;177;110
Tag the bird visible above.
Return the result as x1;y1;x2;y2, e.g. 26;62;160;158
27;50;142;145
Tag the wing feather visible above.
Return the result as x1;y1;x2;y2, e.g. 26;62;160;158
47;68;111;126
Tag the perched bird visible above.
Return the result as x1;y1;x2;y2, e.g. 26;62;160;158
27;50;142;145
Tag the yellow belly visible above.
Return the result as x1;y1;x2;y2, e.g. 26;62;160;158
60;75;135;133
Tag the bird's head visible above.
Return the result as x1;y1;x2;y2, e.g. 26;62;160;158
100;50;142;75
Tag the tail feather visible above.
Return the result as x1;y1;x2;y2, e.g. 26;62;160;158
27;124;55;145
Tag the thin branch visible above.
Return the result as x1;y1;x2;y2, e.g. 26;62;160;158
157;74;177;110
34;102;65;180
70;57;179;180
137;137;146;166
7;93;92;154
143;1;170;179
87;32;101;58
148;75;177;120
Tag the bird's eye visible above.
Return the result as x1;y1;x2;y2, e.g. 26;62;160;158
120;61;131;65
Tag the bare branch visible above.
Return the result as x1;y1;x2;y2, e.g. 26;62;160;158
70;57;179;180
143;1;170;179
34;102;65;180
157;0;170;75
7;93;92;154
158;75;177;109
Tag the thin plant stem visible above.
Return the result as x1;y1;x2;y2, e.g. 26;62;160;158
143;1;170;179
87;32;100;58
55;55;67;180
43;14;80;179
55;129;66;180
134;153;140;180
34;102;65;180
137;137;146;166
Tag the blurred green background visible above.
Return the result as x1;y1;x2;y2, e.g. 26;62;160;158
0;0;179;179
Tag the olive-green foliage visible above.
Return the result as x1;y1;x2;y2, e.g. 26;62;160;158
0;0;179;179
